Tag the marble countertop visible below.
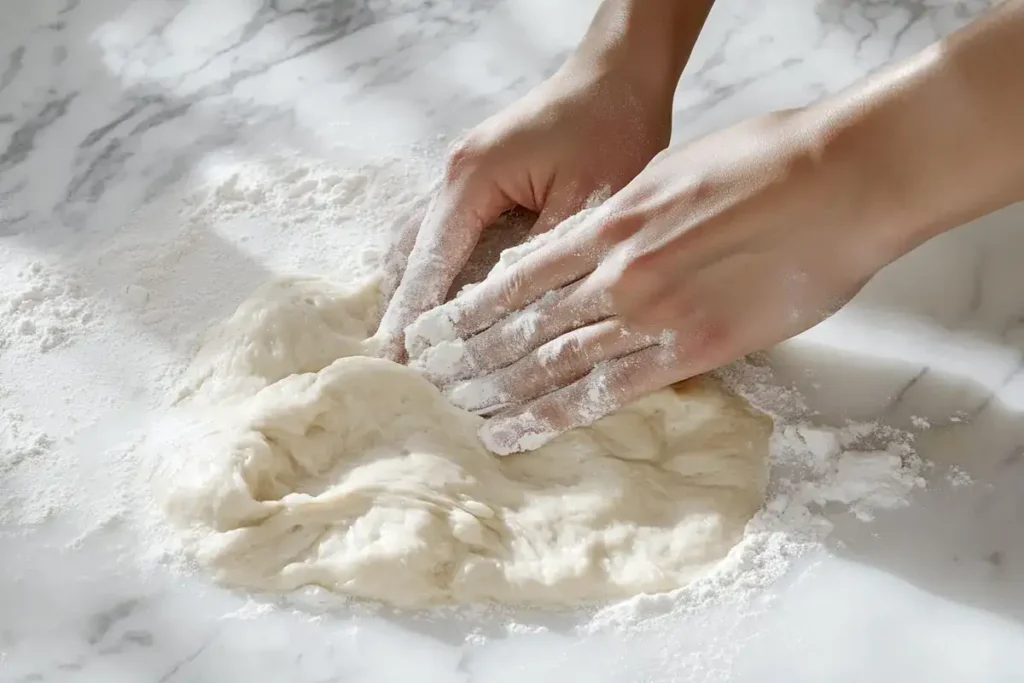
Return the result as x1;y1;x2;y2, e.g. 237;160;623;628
3;0;1024;681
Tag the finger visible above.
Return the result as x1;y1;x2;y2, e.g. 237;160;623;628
445;317;658;414
409;207;607;355
378;175;513;361
478;343;687;456
377;193;433;327
402;207;601;360
410;278;610;384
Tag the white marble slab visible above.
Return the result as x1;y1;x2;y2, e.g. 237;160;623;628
2;1;1023;681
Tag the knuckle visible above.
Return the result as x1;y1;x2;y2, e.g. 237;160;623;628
611;367;645;402
686;174;717;206
593;211;643;249
603;252;664;318
444;135;485;182
533;399;571;432
541;334;590;375
618;249;661;283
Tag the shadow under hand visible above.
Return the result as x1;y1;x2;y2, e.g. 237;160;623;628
446;208;537;300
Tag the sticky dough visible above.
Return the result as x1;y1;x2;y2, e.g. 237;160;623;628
157;274;771;609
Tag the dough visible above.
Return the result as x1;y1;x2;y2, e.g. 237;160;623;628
158;277;772;608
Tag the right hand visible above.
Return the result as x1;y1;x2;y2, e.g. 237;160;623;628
407;109;902;453
376;54;675;361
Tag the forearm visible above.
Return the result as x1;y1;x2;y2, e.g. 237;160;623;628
564;0;716;106
811;0;1024;258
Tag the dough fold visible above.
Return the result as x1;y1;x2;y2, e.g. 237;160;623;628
158;277;771;608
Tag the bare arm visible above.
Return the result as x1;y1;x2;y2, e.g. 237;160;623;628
812;0;1024;258
568;0;715;104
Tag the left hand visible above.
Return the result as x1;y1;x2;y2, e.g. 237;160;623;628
407;109;908;455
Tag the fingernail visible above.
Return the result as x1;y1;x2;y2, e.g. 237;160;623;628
479;412;557;456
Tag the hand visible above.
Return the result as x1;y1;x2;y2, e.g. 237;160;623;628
410;109;905;454
375;48;675;361
405;0;1024;455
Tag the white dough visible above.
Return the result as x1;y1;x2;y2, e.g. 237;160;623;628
157;276;772;608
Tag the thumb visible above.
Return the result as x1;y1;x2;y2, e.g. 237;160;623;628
376;192;433;328
378;168;513;361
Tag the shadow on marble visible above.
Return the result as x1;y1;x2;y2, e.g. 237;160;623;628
839;402;1024;626
771;339;1024;626
759;197;1024;623
767;202;1024;622
2;0;487;372
854;203;1024;329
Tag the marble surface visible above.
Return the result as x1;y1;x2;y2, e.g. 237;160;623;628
3;0;1024;681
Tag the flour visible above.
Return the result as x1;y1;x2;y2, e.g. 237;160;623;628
0;411;54;478
0;261;96;353
405;305;461;359
773;423;924;523
182;156;410;236
413;338;471;381
445;375;510;415
720;357;926;531
946;464;974;487
0;410;58;525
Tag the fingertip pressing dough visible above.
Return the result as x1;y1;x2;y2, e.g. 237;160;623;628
157;276;772;608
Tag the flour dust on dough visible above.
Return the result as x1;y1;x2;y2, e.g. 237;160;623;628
157;276;772;608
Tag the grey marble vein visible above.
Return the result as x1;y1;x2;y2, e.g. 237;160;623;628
0;46;26;94
3;1;1024;682
86;598;142;645
157;634;219;683
0;94;76;171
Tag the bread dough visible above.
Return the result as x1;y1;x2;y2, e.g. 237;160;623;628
158;277;771;608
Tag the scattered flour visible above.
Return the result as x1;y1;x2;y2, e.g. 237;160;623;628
0;262;97;353
412;337;470;380
911;415;932;430
773;424;924;523
405;305;461;359
0;410;58;525
0;411;54;477
181;155;420;239
946;464;974;487
445;375;510;415
78;154;431;374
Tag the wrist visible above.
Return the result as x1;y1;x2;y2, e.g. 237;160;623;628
561;0;713;111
